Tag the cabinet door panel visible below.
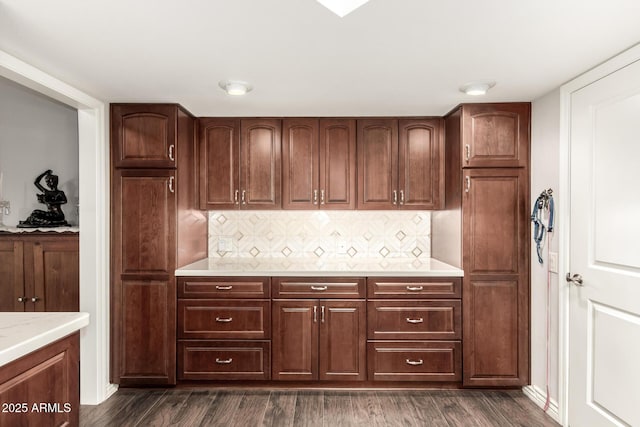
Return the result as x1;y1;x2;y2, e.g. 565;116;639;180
282;119;319;209
241;119;281;209
398;119;444;209
31;238;79;312
357;119;398;209
0;239;24;311
320;119;356;209
199;118;240;209
272;300;318;380
319;300;366;381
112;104;177;168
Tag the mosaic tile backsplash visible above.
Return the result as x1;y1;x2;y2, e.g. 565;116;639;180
208;211;431;259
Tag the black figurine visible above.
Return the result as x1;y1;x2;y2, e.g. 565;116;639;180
17;169;69;228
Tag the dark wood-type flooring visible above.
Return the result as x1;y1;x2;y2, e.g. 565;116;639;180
80;389;560;427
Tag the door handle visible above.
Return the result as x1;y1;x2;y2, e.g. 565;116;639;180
392;190;398;205
566;273;583;286
399;190;404;205
321;305;325;323
465;176;470;193
168;176;175;193
241;190;246;205
320;190;325;205
313;189;318;205
168;144;175;161
234;190;239;205
465;144;470;161
313;305;317;323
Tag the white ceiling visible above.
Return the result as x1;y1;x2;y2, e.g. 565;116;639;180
1;0;639;116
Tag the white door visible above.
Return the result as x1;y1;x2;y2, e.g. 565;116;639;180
568;58;640;426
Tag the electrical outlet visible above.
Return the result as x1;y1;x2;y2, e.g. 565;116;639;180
218;237;232;252
548;252;558;273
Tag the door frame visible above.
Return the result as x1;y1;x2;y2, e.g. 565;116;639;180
0;50;114;404
558;42;640;426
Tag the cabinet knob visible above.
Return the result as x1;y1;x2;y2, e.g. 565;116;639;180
17;297;26;303
31;297;40;303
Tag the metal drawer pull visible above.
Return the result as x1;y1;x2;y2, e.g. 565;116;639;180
169;144;175;161
406;285;423;291
313;306;317;323
215;317;233;323
215;285;233;290
406;318;424;324
406;359;424;366
321;305;325;323
310;285;328;291
215;358;233;364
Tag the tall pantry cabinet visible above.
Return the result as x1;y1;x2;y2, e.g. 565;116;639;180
110;104;207;385
445;103;530;387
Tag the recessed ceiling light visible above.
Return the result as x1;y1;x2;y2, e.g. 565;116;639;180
316;0;370;17
218;80;253;96
459;81;496;96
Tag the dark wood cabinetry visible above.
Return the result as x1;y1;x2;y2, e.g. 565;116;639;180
199;118;281;209
271;277;366;381
111;104;207;386
357;118;444;209
0;233;78;312
446;103;530;387
282;119;356;209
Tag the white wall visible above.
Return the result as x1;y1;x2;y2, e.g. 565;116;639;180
0;75;79;226
528;88;561;416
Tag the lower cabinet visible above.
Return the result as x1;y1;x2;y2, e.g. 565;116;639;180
367;341;461;381
272;299;366;381
178;340;270;380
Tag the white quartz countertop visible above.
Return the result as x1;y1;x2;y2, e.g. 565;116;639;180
176;257;463;277
0;312;89;367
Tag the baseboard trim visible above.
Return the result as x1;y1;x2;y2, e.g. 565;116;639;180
104;383;118;401
523;385;560;424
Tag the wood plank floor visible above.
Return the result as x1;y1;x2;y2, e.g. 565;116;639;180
80;389;560;427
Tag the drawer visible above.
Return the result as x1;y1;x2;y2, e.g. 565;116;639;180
367;277;461;299
272;277;365;298
367;300;461;340
178;277;270;298
178;300;270;339
367;341;461;382
178;340;270;381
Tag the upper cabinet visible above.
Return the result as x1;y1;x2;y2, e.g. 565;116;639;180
112;104;180;168
199;118;281;210
461;103;530;168
282;119;356;209
357;118;444;209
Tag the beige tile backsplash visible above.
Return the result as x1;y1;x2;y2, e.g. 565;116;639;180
208;211;431;259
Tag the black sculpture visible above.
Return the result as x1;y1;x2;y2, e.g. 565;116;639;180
17;169;70;228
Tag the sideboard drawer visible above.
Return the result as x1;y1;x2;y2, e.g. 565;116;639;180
367;277;461;299
367;300;461;340
178;340;270;380
178;300;270;339
272;277;365;298
178;277;270;299
367;340;461;382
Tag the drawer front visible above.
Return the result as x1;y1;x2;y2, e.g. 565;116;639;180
178;277;270;298
367;341;461;382
273;277;365;298
178;300;270;339
367;277;461;299
178;340;270;380
367;300;461;340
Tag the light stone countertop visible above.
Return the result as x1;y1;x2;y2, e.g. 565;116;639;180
0;312;89;367
176;257;463;277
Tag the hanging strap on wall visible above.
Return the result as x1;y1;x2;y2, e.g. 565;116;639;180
531;189;554;264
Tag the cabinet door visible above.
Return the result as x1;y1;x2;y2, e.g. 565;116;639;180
0;239;24;311
111;104;177;168
199;118;240;209
282;119;319;209
29;237;79;312
461;103;530;168
240;119;282;209
462;168;529;386
357;119;398;209
272;300;318;380
111;169;176;385
319;300;366;381
398;119;444;209
319;119;356;209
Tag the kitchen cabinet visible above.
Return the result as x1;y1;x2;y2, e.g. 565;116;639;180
357;118;444;209
445;103;530;387
271;277;366;381
0;333;79;427
110;104;207;386
0;233;78;312
461;103;530;168
199;118;281;209
282;118;356;209
366;277;462;382
177;277;271;381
